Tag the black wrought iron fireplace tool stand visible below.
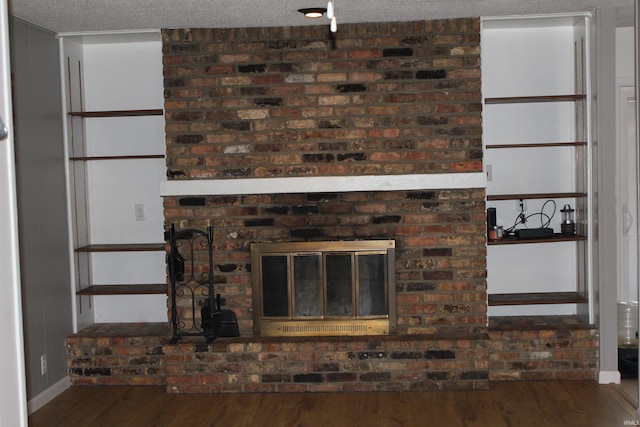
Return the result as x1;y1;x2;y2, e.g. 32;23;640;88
166;224;239;344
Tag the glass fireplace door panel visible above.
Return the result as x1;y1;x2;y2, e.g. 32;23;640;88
261;255;289;317
357;253;387;316
293;254;322;317
325;253;353;317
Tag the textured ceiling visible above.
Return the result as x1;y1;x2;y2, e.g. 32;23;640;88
7;0;635;34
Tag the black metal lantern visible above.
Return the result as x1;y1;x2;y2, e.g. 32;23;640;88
560;204;575;236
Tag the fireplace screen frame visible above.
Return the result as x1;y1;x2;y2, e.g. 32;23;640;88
251;240;396;337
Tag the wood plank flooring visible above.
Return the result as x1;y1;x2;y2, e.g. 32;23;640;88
29;381;638;427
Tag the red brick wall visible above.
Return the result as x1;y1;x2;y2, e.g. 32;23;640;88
162;19;486;339
162;19;482;180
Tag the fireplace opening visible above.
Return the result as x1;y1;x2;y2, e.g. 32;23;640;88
251;240;396;337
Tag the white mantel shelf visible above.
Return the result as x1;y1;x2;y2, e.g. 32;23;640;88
160;173;487;196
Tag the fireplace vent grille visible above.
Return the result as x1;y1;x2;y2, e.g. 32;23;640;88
260;319;390;337
284;323;366;333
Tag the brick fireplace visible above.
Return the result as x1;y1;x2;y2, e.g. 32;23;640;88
67;17;598;392
159;18;490;392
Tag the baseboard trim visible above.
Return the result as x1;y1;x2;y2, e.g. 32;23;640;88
598;370;621;384
27;375;71;415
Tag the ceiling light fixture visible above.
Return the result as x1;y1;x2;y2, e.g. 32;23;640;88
298;7;327;18
326;0;337;33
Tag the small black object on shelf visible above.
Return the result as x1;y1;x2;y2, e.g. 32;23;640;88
514;227;554;239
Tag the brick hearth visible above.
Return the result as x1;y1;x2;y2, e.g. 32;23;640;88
164;334;490;393
66;316;597;391
66;323;166;386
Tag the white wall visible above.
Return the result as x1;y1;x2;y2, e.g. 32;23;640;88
84;40;166;323
617;27;635;82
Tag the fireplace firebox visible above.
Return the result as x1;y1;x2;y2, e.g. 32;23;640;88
251;240;396;337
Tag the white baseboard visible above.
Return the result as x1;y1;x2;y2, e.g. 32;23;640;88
598;370;621;384
27;376;71;415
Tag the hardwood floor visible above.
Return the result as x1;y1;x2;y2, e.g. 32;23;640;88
29;381;637;427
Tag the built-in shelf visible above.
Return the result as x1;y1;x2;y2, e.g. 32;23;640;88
488;234;587;245
486;192;587;201
485;142;587;149
63;34;168;327
69;154;165;161
75;243;165;252
483;16;592;321
68;109;163;118
76;284;166;296
488;291;588;306
484;94;586;104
